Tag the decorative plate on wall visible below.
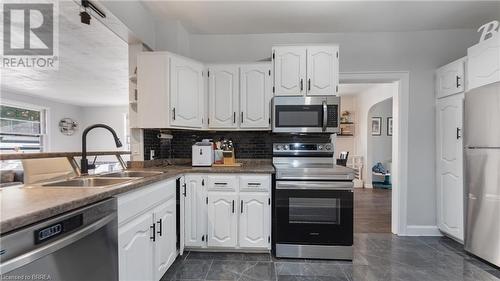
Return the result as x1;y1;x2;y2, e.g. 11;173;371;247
59;118;78;136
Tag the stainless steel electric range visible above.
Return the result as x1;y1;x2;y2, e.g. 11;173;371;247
272;142;355;260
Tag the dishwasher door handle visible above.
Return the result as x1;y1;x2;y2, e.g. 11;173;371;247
0;214;115;274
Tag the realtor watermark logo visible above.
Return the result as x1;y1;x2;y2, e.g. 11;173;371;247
1;0;59;69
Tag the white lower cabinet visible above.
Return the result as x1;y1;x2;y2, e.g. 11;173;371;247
184;174;271;251
153;198;177;280
118;212;155;281
436;94;464;242
183;175;207;247
207;192;238;248
117;179;177;281
239;193;270;249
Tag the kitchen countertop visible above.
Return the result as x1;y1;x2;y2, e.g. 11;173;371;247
0;161;274;235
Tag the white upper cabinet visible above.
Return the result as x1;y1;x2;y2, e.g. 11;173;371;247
468;34;500;90
273;45;339;96
240;64;272;129
436;95;464;241
207;192;238;248
208;65;239;129
436;58;466;99
137;52;205;129
306;46;339;95
239;193;270;249
170;56;205;128
273;46;307;96
137;53;170;128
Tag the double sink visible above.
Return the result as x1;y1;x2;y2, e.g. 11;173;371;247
38;171;163;188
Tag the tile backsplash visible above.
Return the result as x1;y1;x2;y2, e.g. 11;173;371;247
143;129;331;160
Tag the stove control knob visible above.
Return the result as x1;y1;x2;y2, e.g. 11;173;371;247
283;145;289;150
325;144;332;150
318;145;323;150
276;145;283;150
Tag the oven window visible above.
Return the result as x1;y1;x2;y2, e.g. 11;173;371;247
289;198;340;224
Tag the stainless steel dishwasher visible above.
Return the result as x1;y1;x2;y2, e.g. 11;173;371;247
0;198;118;280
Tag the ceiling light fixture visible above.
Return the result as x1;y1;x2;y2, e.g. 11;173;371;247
80;0;106;25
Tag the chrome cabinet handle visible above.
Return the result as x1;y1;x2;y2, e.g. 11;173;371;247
241;112;244;123
150;223;156;242
322;101;328;132
172;108;176;120
232;200;235;213
456;76;461;88
199;149;203;155
300;79;303;91
308;78;311;91
241;200;243;213
247;182;261;186
233;112;236;123
214;182;227;185
457;127;462;139
157;219;162;236
183;183;186;197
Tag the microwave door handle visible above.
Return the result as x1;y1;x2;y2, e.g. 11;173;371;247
322;101;327;132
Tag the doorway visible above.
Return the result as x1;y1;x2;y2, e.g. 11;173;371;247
338;72;409;235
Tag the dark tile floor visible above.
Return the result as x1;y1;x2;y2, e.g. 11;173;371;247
161;234;500;281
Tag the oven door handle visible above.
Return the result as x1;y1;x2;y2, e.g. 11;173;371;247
276;181;353;191
322;100;328;132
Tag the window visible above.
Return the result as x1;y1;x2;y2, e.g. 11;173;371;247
0;104;47;153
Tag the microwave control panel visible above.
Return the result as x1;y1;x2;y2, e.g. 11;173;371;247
326;105;338;126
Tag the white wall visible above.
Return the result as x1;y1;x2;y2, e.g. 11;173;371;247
336;95;357;161
1;91;129;157
80;106;129;161
1;91;83;152
99;0;156;49
188;28;479;228
368;98;393;175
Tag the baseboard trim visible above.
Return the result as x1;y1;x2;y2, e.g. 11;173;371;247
364;183;373;189
405;225;442;236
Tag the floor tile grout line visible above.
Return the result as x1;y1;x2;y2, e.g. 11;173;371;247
203;259;214;281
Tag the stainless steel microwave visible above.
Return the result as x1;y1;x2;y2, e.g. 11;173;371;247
272;96;340;133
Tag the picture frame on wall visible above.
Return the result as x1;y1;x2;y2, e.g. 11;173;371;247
387;117;393;136
371;117;382;136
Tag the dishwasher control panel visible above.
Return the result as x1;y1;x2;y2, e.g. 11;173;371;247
34;214;83;244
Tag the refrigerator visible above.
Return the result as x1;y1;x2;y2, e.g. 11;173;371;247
464;81;500;267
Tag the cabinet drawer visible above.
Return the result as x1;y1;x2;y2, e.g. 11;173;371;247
117;179;176;225
207;175;238;191
240;175;271;192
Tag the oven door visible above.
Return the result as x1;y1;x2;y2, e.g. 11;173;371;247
272;97;339;133
275;181;353;246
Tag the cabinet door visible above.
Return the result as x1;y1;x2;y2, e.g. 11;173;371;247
436;96;464;241
118;212;154;281
240;64;272;129
184;175;207;247
208;65;239;128
137;54;169;128
467;35;500;90
239;193;270;249
436;59;465;98
179;177;185;255
306;46;339;96
170;56;204;128
207;192;238;248
273;47;306;96
154;196;177;280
